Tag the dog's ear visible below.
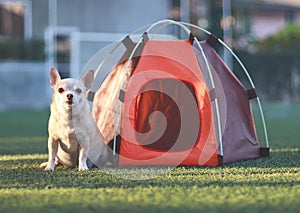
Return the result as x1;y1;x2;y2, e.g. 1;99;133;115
50;67;61;88
81;70;94;90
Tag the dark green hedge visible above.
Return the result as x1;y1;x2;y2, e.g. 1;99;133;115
0;38;45;61
234;50;299;102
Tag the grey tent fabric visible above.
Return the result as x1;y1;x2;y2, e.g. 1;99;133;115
195;41;261;163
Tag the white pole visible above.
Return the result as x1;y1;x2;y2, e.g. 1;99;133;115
218;38;269;148
193;38;224;156
48;0;57;67
49;0;57;29
222;0;233;70
180;0;190;23
181;21;269;148
24;0;33;39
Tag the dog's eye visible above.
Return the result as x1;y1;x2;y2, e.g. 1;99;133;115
76;88;82;94
58;88;65;93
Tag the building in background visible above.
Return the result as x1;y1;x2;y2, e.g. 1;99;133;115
0;0;170;109
0;0;299;108
233;0;300;49
176;0;300;48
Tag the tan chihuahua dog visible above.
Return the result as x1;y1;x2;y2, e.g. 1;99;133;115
40;67;108;171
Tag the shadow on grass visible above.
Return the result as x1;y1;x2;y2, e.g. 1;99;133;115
0;166;298;190
0;150;299;190
0;199;294;213
223;149;300;168
0;137;47;155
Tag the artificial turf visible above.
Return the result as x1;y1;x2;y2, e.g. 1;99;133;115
0;105;299;213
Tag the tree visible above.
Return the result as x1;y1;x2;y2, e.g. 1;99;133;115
255;24;300;53
255;24;300;103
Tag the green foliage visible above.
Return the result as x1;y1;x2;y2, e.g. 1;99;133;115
0;38;45;61
234;51;294;101
233;24;300;102
0;108;299;213
255;24;300;53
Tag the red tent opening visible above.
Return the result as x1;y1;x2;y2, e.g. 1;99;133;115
119;40;219;166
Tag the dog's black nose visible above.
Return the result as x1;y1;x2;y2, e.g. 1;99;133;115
67;94;73;99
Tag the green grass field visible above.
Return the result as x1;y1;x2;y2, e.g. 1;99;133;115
0;105;299;213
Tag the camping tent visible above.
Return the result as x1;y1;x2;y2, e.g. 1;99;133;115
81;20;269;166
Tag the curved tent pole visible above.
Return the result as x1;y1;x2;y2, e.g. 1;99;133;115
93;41;123;82
113;20;184;155
113;20;190;155
145;19;191;35
215;35;269;149
113;35;144;155
127;19;224;157
144;19;224;156
218;40;269;148
193;37;224;156
180;22;213;36
130;23;153;35
113;19;269;157
182;21;269;148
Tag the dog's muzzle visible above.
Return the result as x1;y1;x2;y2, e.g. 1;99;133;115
66;94;73;105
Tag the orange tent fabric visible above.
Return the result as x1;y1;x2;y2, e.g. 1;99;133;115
119;40;219;166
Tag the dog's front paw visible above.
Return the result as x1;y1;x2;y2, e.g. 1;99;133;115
40;162;48;169
41;162;55;171
78;165;89;171
44;166;55;171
